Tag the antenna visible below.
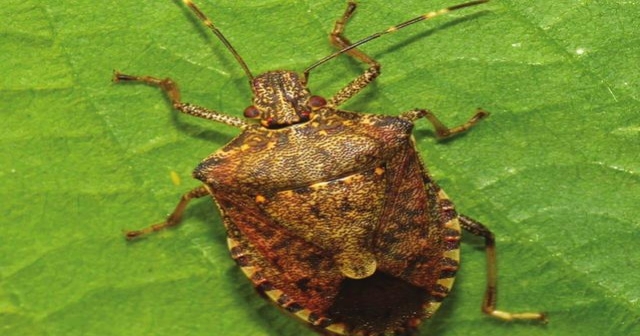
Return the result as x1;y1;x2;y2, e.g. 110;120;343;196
304;0;489;77
183;0;255;81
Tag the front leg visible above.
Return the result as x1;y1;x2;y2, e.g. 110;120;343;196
326;1;381;108
113;71;248;129
324;1;490;109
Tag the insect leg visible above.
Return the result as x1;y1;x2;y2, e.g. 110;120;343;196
124;186;210;239
400;108;489;139
313;1;489;108
459;215;548;322
330;2;379;67
113;71;248;128
326;2;381;108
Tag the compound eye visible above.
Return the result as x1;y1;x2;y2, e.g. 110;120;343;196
307;95;327;110
243;105;260;118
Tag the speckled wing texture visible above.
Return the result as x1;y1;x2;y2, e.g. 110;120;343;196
374;139;462;317
325;139;462;334
206;113;461;335
214;190;343;330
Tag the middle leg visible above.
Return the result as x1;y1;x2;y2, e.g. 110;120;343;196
401;108;489;139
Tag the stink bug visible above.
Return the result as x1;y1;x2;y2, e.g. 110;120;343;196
114;0;547;334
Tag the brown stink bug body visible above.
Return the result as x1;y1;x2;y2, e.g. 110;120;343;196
114;0;546;335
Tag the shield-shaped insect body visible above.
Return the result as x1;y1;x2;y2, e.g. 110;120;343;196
114;1;546;335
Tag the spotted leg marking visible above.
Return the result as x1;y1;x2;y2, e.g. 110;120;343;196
113;71;248;128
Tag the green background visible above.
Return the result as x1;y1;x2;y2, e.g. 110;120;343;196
2;0;638;335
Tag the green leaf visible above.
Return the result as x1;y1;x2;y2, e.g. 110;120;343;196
1;0;638;335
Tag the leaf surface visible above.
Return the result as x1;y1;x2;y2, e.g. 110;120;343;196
1;1;638;335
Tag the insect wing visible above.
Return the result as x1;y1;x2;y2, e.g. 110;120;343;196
213;191;343;330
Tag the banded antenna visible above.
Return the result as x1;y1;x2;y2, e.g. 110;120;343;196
183;0;255;81
304;0;489;77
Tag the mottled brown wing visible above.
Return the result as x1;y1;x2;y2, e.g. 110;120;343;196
212;190;344;329
373;138;461;311
313;139;462;335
